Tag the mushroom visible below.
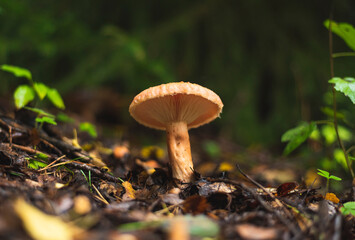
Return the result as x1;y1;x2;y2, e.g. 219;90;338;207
129;82;223;183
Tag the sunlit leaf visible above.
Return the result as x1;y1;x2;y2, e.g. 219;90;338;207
329;175;342;181
25;107;55;118
122;181;135;199
36;116;57;125
79;122;97;138
329;77;355;104
33;82;49;100
317;169;330;178
321;125;352;145
341;202;355;216
14;198;81;240
324;20;355;51
13;85;35;109
320;107;345;119
28;159;48;170
334;148;348;170
56;112;75;123
281;122;317;155
1;64;32;80
47;88;65;109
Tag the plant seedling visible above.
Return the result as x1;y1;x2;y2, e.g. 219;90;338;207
80;170;92;192
340;202;355;216
317;169;342;194
1;64;65;110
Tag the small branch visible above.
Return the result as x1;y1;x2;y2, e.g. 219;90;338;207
332;52;355;58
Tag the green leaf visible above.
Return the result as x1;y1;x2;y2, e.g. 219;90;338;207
329;77;355;104
13;85;35;109
79;122;97;138
329;175;342;181
317;169;330;178
341;202;355;216
324;20;355;51
28;159;48;170
24;107;55;118
1;64;32;80
33;82;49;100
46;88;65;109
202;140;221;158
281;122;317;155
35;116;57;125
320;107;345;119
56;112;75;123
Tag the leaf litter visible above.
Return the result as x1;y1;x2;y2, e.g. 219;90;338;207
0;108;354;240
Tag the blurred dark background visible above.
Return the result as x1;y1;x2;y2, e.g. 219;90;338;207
0;0;354;150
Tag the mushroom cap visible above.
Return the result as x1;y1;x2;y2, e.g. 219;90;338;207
129;82;223;130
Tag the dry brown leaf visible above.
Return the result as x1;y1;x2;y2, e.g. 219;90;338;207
183;195;210;215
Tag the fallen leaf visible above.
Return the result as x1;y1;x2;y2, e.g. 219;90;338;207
276;182;299;196
325;193;340;204
74;195;92;215
235;224;278;240
14;198;81;240
183;195;210;215
122;181;136;200
218;162;234;172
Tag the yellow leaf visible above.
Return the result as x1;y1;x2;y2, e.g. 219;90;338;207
325;193;340;204
141;146;165;159
122;181;136;199
14;198;81;240
219;162;234;172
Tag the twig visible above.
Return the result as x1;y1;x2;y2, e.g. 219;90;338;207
236;164;301;237
92;184;109;205
38;155;67;171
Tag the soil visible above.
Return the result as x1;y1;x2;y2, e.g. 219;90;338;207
0;105;354;240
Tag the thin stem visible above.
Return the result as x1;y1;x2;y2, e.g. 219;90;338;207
326;178;329;195
313;120;334;125
328;13;355;178
332;52;355;58
346;145;355;155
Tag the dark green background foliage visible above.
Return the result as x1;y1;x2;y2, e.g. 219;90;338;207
0;0;354;147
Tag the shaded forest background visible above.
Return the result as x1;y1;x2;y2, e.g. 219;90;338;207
0;0;354;150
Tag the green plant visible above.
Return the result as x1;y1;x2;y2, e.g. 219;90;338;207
80;170;92;192
340;201;355;216
1;64;66;128
317;169;342;194
281;20;355;178
1;65;65;110
79;122;97;138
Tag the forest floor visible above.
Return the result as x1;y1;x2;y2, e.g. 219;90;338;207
0;94;354;240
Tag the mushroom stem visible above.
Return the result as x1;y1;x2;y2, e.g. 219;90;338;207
166;121;194;182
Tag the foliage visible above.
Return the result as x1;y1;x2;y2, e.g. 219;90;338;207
1;64;32;80
281;122;316;155
341;202;355;216
282;19;355;178
1;64;65;110
324;20;355;51
328;77;355;104
79;122;97;138
317;169;342;194
317;169;342;181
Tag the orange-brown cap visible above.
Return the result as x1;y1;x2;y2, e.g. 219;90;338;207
129;82;223;130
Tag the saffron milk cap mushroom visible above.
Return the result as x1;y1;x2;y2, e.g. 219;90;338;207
129;82;223;183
